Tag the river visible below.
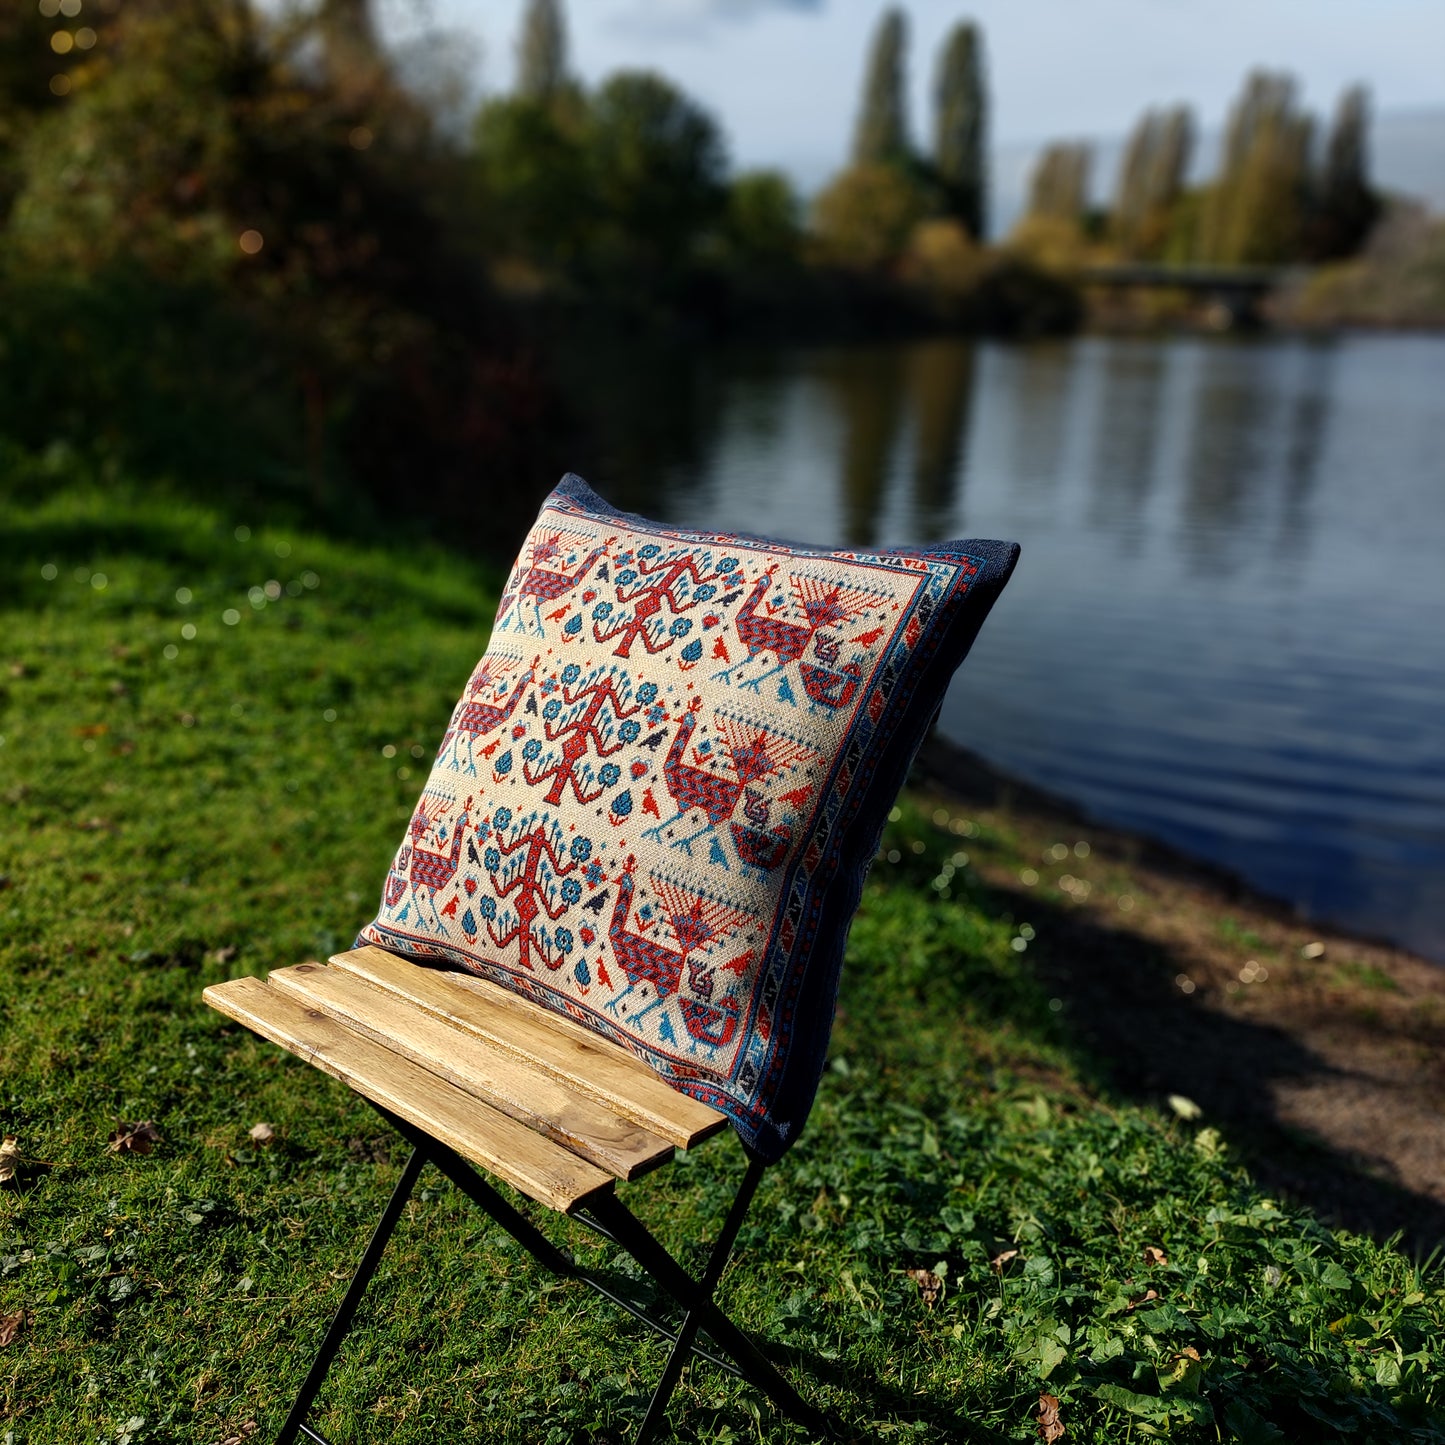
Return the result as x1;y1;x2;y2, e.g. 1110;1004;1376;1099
558;332;1445;963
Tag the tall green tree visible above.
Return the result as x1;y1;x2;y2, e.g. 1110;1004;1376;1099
1198;70;1312;265
1314;85;1379;259
516;0;568;104
932;20;986;239
852;7;910;168
1026;142;1091;223
585;70;726;275
1112;104;1193;257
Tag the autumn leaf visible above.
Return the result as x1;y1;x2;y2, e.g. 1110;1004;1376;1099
0;1135;21;1185
1126;1288;1160;1311
109;1120;162;1155
990;1248;1020;1273
905;1267;944;1308
1036;1390;1065;1442
215;1421;259;1445
248;1122;276;1146
0;1310;26;1347
1143;1245;1168;1266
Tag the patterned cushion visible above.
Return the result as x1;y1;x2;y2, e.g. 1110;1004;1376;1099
360;474;1018;1161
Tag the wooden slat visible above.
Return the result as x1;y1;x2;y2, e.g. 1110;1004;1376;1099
331;947;728;1150
203;977;612;1213
268;963;673;1181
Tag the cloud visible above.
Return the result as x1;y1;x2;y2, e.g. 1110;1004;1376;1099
608;0;825;43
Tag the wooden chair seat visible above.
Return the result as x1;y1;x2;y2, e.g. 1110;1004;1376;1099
204;945;727;1213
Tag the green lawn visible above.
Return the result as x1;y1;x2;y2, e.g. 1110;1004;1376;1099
2;447;1443;1444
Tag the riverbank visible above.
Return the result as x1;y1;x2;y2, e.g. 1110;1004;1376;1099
915;732;1445;1253
3;466;1443;1438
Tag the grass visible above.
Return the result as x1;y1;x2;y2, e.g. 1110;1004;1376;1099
3;446;1444;1444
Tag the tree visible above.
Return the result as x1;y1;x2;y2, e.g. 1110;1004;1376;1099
1314;85;1379;259
852;8;909;168
933;20;986;239
584;70;727;274
319;0;385;96
516;0;569;104
812;163;928;270
1198;70;1313;265
1112;105;1193;258
724;170;801;268
473;96;590;263
1026;142;1091;223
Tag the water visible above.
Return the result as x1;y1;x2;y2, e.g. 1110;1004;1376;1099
561;333;1445;962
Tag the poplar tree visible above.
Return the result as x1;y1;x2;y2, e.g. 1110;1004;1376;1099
320;0;384;93
1027;143;1091;223
1113;104;1193;257
1315;85;1378;258
933;20;987;239
1199;70;1312;264
517;0;569;103
852;7;910;167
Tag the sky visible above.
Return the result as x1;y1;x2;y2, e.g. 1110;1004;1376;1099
379;0;1445;222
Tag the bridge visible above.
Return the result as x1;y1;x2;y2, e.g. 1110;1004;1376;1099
1076;263;1307;327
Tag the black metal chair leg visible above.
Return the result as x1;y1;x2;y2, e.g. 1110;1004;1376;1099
276;1146;426;1445
583;1187;835;1442
633;1157;766;1444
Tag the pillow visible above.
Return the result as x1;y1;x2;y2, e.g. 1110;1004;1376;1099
360;474;1018;1162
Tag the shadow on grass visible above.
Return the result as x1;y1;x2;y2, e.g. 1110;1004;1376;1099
916;739;1445;1257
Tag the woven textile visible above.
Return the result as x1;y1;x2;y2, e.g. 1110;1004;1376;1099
361;475;1018;1160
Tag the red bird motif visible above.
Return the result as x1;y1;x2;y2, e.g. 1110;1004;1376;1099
643;706;816;859
715;567;884;695
496;530;611;636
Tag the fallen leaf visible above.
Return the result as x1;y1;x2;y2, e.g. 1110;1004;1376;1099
248;1122;276;1146
905;1267;943;1307
0;1310;26;1347
1036;1390;1065;1442
215;1422;259;1445
1126;1288;1160;1311
0;1135;22;1185
1143;1245;1168;1267
109;1121;162;1156
990;1248;1020;1273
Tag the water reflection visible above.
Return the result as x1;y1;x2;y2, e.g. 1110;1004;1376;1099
823;346;908;547
1005;343;1077;498
907;340;974;536
562;333;1445;962
1088;342;1166;550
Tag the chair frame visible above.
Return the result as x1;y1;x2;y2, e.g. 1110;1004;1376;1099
276;1100;838;1445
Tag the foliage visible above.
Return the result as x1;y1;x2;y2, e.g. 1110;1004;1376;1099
812;163;930;272
1281;203;1445;327
0;0;556;555
1197;71;1314;266
1112;106;1194;260
851;7;910;169
3;455;1442;1440
1026;142;1092;226
723;169;803;270
932;20;987;240
1313;86;1381;262
582;70;728;277
472;94;589;267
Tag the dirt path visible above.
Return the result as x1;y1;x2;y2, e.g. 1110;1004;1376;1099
916;736;1445;1256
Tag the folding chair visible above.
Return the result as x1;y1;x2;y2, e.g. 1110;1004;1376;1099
204;946;843;1444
